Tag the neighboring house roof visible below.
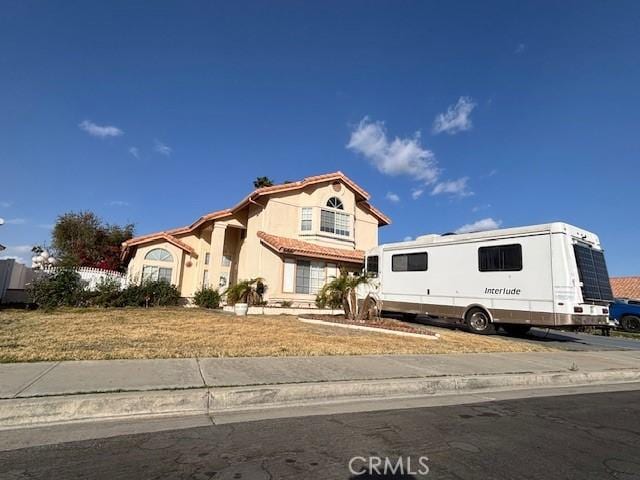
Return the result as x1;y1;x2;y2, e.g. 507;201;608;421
122;171;390;257
123;233;197;257
611;276;640;300
0;244;5;252
257;231;364;264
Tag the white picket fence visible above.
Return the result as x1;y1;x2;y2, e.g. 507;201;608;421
42;266;128;291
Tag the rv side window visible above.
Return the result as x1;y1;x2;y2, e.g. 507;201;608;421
478;244;522;272
391;252;428;272
366;255;379;277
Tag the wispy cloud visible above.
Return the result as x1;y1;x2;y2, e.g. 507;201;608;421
411;188;424;200
79;120;123;138
154;140;172;156
403;236;413;241
3;218;27;225
515;43;526;54
431;177;473;197
385;192;400;203
432;97;477;135
472;203;491;213
455;217;502;234
107;200;130;207
0;201;12;208
0;244;33;264
37;223;54;230
128;147;139;159
347;118;439;184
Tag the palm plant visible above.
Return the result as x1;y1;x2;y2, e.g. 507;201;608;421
316;269;372;321
225;278;265;306
253;176;274;188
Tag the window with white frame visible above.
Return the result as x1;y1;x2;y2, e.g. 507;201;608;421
320;197;350;237
326;197;344;210
204;252;210;265
144;248;173;262
295;260;326;294
222;254;232;267
320;209;350;237
300;207;312;231
142;265;172;283
202;270;209;287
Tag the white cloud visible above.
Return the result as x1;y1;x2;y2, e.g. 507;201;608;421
455;218;502;234
4;218;27;225
385;192;400;203
411;188;424;200
79;120;123;138
0;244;33;265
432;97;477;135
129;147;139;158
403;236;413;241
154;140;172;156
515;43;526;54
0;201;12;208
37;223;54;229
347;118;439;184
472;203;491;213
107;200;130;207
431;177;473;197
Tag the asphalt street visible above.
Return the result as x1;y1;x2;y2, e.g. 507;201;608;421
407;314;640;351
1;390;639;479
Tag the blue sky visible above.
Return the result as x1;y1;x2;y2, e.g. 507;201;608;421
0;1;638;275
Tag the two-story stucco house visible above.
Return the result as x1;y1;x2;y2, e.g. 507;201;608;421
122;172;390;305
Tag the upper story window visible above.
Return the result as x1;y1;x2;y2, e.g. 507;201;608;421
301;207;312;231
321;197;350;237
326;197;344;210
320;209;350;237
144;248;173;262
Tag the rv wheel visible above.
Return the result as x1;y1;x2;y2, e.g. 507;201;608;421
621;315;640;333
465;308;495;335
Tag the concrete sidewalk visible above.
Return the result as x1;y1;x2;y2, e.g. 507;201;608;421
2;350;640;429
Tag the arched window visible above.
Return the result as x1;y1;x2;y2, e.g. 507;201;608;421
326;197;344;210
144;248;173;262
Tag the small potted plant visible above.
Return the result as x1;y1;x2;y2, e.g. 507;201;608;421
225;278;265;316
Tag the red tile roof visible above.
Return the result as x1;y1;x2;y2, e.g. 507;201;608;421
122;171;390;257
611;276;640;300
257;231;364;264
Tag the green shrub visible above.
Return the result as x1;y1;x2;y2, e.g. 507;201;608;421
140;280;181;307
193;287;221;309
225;278;265;306
280;300;292;308
28;269;86;310
90;277;124;307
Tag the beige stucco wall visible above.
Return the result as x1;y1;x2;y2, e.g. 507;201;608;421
126;179;384;302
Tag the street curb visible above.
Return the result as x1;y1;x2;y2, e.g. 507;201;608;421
0;389;209;429
208;369;640;412
2;370;640;429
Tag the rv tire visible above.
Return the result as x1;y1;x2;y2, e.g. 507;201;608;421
620;315;640;333
402;312;419;321
502;324;531;336
464;307;495;335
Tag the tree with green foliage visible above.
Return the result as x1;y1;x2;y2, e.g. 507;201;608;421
315;269;374;320
51;211;134;271
253;176;274;188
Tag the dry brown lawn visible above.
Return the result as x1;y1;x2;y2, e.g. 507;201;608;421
0;308;552;362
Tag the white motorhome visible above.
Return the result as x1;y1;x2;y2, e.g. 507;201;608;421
362;222;613;334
